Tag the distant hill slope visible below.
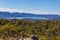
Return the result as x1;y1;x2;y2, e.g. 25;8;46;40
0;12;60;20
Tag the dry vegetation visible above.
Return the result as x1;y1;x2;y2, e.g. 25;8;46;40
0;19;60;40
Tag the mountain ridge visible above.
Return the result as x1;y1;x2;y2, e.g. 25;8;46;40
0;11;60;20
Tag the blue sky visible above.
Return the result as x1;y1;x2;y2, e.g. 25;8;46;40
0;0;60;14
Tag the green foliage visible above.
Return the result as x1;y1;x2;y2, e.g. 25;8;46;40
0;19;60;40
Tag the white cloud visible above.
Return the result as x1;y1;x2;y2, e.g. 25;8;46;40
0;7;59;15
0;8;24;13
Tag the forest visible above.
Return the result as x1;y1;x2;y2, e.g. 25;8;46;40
0;19;60;40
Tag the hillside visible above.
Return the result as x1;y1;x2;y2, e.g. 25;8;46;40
0;12;60;20
0;19;60;40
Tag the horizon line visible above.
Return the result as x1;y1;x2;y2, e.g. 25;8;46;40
0;7;60;15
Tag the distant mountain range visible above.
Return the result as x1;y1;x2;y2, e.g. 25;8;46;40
0;11;60;20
